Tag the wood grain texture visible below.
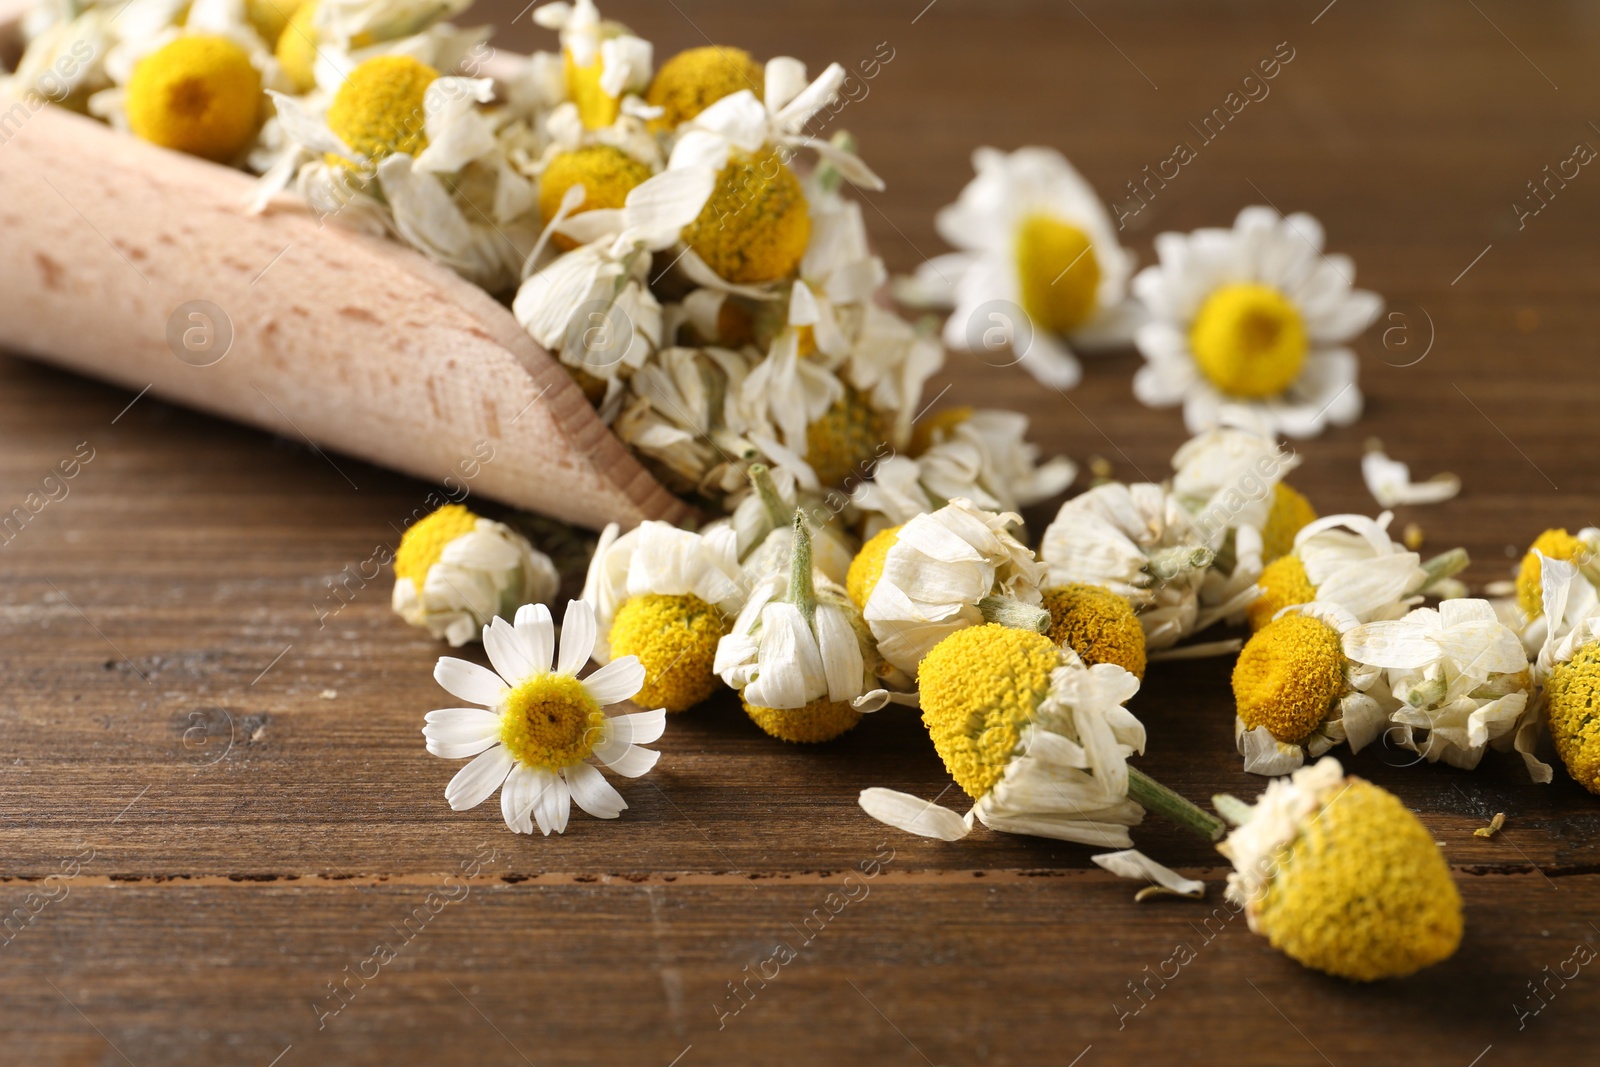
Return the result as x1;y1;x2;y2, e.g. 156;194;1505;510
5;0;1600;1062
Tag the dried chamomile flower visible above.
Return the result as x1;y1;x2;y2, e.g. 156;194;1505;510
392;503;560;647
715;464;855;586
646;44;762;130
895;147;1140;389
325;53;437;164
1532;554;1600;790
846;525;901;611
580;520;746;712
682;144;811;285
537;144;653;250
1515;527;1600;623
863;498;1048;682
424;599;665;835
715;513;889;743
1042;583;1147;680
1169;412;1308;563
125;35;263;162
534;0;652;130
1217;757;1463;981
1248;512;1464;632
1132;206;1382;438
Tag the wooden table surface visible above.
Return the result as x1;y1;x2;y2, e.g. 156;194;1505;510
5;0;1600;1063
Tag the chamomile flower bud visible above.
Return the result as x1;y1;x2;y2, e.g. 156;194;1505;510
645;45;762;130
715;513;888;743
125;35;263;162
1217;757;1463;981
863;499;1048;680
580;520;746;712
1042;583;1147;679
392;504;560;647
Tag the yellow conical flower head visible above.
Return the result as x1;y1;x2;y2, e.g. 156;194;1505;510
1247;553;1317;631
275;2;320;93
539;145;653;251
908;406;973;457
1517;528;1587;618
1189;282;1308;399
394;503;480;586
1014;214;1101;334
126;36;263;162
847;525;901;610
646;45;763;130
1261;482;1316;563
1544;641;1600;795
608;593;728;712
1042;584;1146;679
743;695;862;744
918;624;1059;800
326;55;438;165
683;148;811;285
247;0;305;48
806;386;888;488
1233;613;1345;744
1256;778;1463;981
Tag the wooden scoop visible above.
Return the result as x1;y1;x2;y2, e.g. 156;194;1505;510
0;5;690;530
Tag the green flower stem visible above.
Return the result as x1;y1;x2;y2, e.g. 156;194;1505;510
789;510;816;630
748;463;789;533
1128;767;1226;842
977;595;1050;633
1417;547;1469;590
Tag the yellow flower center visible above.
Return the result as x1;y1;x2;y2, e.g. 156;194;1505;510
1042;584;1147;680
564;47;620;130
394;503;479;586
125;35;263;163
1246;554;1318;632
919;624;1060;800
1516;527;1587;618
742;695;862;744
806;386;888;488
1190;283;1308;398
1260;482;1316;563
1233;613;1346;744
246;0;306;48
1544;642;1600;796
275;2;320;94
683;147;811;285
1257;778;1463;981
908;406;973;458
608;593;729;712
1013;214;1101;335
646;45;763;131
539;145;654;251
847;525;901;610
497;672;604;770
326;54;438;166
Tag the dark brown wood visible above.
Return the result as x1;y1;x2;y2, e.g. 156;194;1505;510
4;0;1600;1062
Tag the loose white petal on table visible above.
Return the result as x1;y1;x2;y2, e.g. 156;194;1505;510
1363;449;1460;508
1092;849;1206;898
858;788;971;841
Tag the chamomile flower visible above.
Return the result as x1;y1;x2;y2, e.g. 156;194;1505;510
846;525;900;610
1169;412;1306;560
863;499;1048;681
1042;583;1147;680
1515;527;1600;626
124;34;264;161
896;147;1140;389
391;503;560;647
714;464;856;586
580;520;746;712
1345;598;1536;776
1039;482;1229;651
1131;206;1382;437
645;44;762;130
423;599;666;835
532;0;651;130
1526;554;1600;789
1231;602;1385;776
273;0;481;96
714;513;888;742
1217;757;1463;981
858;627;1147;846
1248;512;1466;632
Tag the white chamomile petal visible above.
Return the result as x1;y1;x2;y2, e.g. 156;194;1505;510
445;746;515;811
515;602;556;674
566;762;627;819
858;788;972;841
582;657;647;706
557;599;598;675
434;658;510;709
483;617;537;688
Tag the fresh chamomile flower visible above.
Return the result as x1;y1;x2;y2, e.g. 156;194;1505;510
863;498;1048;681
424;599;666;835
1039;481;1235;651
895;146;1140;389
1131;206;1382;437
1042;583;1147;680
124;35;263;161
532;0;651;130
1534;554;1600;792
1344;598;1536;776
851;409;1076;538
1515;527;1600;624
645;44;762;130
1247;512;1464;632
392;503;560;647
1216;757;1463;981
580;520;747;712
715;513;889;743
